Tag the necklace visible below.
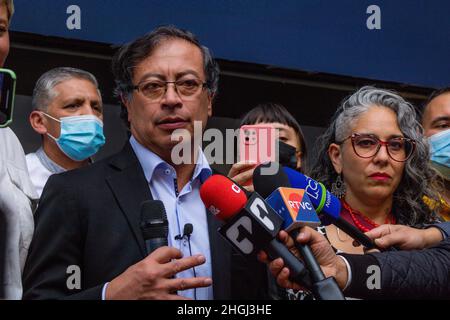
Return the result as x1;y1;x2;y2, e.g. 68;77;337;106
341;200;396;233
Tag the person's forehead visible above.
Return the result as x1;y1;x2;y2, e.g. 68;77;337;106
351;106;402;136
52;78;99;100
426;93;450;118
133;39;204;78
271;122;295;134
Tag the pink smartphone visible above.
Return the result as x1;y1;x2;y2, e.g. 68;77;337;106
238;124;277;165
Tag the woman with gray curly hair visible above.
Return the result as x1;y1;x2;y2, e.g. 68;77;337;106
309;86;441;254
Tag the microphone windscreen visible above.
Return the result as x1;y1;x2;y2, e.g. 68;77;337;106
283;166;309;189
253;162;291;198
140;200;168;241
200;174;248;221
184;223;193;236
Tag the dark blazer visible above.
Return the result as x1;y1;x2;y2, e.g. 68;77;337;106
22;143;269;300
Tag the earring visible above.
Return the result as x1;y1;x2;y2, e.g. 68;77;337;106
331;174;346;199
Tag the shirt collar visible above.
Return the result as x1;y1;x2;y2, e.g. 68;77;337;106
36;147;66;174
129;135;212;184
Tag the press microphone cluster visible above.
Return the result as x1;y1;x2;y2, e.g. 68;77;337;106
252;164;345;300
260;163;377;250
200;174;313;288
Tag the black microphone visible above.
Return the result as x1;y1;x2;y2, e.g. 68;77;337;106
140;200;169;255
175;223;193;240
200;174;312;289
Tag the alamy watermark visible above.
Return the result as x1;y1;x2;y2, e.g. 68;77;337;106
366;265;381;290
366;5;381;30
66;5;81;30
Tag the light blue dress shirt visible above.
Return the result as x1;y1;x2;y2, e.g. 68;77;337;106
129;135;213;300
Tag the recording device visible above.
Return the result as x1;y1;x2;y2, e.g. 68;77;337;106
200;174;312;288
175;223;193;241
174;223;197;299
140;200;169;255
267;164;376;249
0;69;17;128
253;166;345;300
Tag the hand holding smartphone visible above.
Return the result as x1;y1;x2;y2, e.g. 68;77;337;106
0;68;17;128
236;124;277;186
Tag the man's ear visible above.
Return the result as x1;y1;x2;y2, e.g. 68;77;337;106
29;111;48;135
121;93;132;122
328;143;343;174
207;92;213;117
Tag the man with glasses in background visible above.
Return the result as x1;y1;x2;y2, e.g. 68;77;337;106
23;26;269;300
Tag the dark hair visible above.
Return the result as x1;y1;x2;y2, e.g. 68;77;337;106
422;87;450;112
111;25;220;128
240;102;307;171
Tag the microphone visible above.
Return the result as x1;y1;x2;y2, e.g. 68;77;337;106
200;174;312;288
253;165;345;300
281;165;376;249
175;223;193;240
175;223;197;299
140;200;169;255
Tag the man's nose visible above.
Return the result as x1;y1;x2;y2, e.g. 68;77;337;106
161;83;182;108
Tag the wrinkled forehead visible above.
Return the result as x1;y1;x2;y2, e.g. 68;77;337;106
132;38;205;82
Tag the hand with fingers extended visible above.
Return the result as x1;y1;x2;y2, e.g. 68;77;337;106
227;161;257;192
257;227;349;291
365;224;444;250
105;246;212;300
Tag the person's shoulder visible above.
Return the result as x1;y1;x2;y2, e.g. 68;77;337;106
0;127;26;157
53;150;126;182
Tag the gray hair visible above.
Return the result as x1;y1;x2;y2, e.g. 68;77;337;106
32;67;101;112
309;86;440;225
112;25;220;128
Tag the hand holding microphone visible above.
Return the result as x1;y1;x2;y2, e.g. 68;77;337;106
105;200;211;300
262;227;349;292
253;163;345;299
200;174;313;288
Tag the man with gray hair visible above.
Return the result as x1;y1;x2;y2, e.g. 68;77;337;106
26;67;106;197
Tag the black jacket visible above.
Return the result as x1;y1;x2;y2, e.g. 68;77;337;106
341;238;450;299
22;143;269;300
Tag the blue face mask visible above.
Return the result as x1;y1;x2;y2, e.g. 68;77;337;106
43;113;106;161
429;128;450;180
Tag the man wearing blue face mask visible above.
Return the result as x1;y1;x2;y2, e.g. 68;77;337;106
26;67;105;197
422;87;450;221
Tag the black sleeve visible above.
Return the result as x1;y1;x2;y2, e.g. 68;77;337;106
426;222;450;239
22;174;101;300
340;238;450;299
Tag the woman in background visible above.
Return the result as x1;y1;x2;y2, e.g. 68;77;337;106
228;102;307;190
310;86;441;254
